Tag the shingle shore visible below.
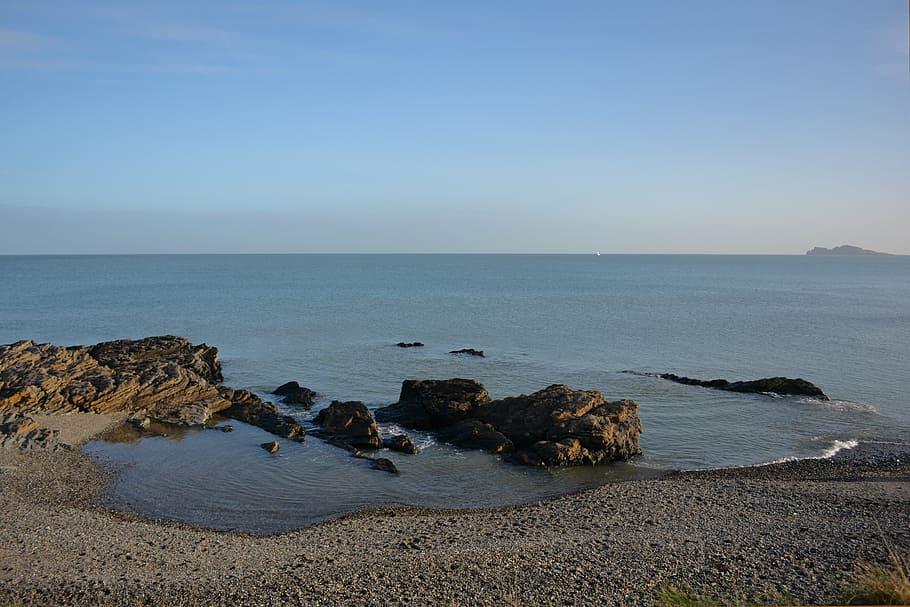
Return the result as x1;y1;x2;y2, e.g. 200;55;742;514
1;438;908;606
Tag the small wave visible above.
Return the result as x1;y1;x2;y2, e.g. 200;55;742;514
818;438;860;458
795;397;877;414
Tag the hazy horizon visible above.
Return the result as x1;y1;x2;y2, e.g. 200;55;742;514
2;2;908;255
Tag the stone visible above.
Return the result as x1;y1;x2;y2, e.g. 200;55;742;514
382;434;418;455
374;379;492;429
219;424;234;433
449;348;484;357
261;440;280;454
313;401;381;449
371;457;399;474
396;342;424;348
658;373;829;400
376;380;641;467
219;387;306;440
272;381;317;408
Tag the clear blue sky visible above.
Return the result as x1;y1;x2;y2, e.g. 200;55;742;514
1;1;908;253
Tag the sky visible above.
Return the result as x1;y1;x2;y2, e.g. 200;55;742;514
1;1;908;254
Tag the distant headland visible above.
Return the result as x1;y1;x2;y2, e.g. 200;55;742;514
806;244;892;256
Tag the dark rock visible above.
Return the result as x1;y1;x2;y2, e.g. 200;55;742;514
438;419;513;454
658;373;829;400
396;342;424;348
474;385;643;465
272;381;317;407
314;401;381;449
219;387;306;440
371;457;399;474
375;379;491;429
377;380;641;467
220;424;234;433
382;434;419;454
449;348;484;357
261;440;280;454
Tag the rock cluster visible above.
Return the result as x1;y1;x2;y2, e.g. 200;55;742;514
376;379;642;466
0;336;304;440
272;381;317;408
658;373;829;400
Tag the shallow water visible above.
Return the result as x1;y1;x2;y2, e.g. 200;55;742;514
2;254;908;531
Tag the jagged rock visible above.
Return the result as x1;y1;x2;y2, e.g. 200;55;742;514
449;348;484;357
371;457;399;474
658;373;829;400
377;380;641;467
314;401;381;449
375;379;492;429
261;440;280;454
0;413;61;450
272;381;317;408
397;342;424;348
382;434;418;455
0;336;230;417
219;387;306;440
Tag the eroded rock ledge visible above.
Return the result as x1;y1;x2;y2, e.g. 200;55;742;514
376;379;642;466
0;336;304;446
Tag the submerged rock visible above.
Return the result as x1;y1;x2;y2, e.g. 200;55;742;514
371;457;399;474
272;381;317;408
658;373;829;400
396;342;424;348
376;380;642;467
314;400;382;449
449;348;484;357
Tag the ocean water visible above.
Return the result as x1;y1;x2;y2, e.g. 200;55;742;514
1;254;908;532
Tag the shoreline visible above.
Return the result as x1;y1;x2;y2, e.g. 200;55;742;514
2;422;909;606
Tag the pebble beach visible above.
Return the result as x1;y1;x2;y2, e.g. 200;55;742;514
1;415;907;607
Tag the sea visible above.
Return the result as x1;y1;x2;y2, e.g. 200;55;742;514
1;254;908;533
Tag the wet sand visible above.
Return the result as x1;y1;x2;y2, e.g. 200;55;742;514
1;423;908;606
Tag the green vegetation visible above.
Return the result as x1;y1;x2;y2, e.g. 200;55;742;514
657;586;722;607
847;539;910;605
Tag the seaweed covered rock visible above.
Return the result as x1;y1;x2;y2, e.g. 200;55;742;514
658;373;829;400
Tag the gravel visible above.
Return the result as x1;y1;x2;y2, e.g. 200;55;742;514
1;441;908;606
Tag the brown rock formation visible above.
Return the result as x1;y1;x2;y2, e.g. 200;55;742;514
374;380;642;467
0;336;305;442
314;401;382;449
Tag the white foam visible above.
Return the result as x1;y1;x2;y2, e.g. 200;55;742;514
818;438;860;459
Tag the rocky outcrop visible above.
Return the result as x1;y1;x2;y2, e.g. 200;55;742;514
374;380;642;467
313;401;382;449
218;387;305;440
0;336;306;442
658;373;829;400
0;413;60;450
806;245;891;256
450;348;484;357
375;379;492;429
272;381;317;408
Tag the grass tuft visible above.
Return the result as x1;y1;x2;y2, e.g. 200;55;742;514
847;536;910;605
657;585;722;607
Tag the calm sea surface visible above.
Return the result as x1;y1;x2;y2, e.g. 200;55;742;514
2;254;908;532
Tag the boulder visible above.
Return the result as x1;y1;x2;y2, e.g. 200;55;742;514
382;434;419;455
658;373;829;400
375;379;492;429
314;401;381;449
449;348;484;357
272;381;317;407
377;380;642;467
261;440;280;454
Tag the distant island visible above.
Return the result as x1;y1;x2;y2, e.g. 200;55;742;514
806;244;892;256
